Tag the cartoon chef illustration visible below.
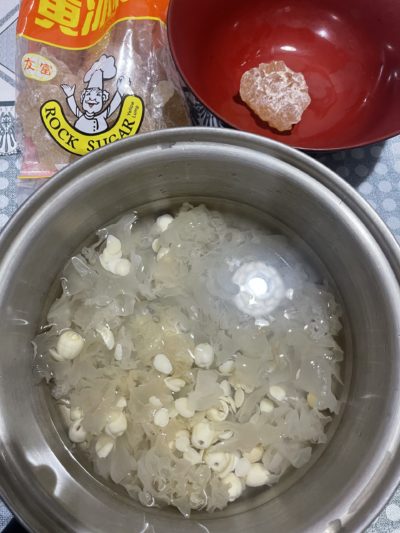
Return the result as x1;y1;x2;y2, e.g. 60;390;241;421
61;54;130;134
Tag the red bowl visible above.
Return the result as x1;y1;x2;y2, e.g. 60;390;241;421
168;0;400;150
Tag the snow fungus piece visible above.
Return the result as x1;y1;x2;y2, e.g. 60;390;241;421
187;370;223;411
239;60;311;132
96;324;115;350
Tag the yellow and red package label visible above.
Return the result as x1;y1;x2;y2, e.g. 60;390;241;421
17;0;169;50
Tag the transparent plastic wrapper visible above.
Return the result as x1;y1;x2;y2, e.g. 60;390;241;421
15;0;190;202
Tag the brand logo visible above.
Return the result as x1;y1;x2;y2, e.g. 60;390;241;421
22;53;57;81
40;54;144;155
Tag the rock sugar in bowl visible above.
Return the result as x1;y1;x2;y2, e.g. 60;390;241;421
33;204;344;517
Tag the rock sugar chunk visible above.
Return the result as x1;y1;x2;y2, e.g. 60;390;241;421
239;60;311;132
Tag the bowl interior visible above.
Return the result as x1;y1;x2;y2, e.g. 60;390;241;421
1;131;400;533
168;0;400;150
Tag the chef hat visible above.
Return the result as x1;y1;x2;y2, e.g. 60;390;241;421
87;69;103;91
84;55;117;92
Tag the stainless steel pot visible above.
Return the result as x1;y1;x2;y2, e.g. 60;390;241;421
0;128;400;533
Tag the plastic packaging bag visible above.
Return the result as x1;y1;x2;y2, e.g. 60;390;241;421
15;0;190;200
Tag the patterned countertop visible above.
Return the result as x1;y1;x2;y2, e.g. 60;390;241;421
1;1;400;531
